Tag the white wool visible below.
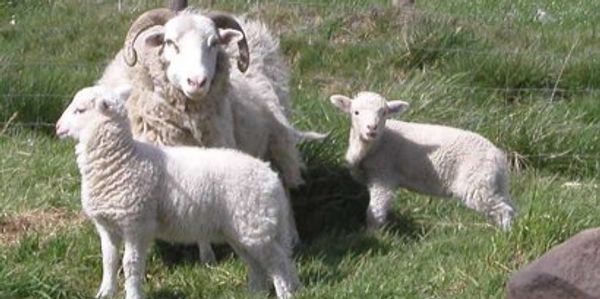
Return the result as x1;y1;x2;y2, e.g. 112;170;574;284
97;11;325;263
96;10;325;188
330;91;517;230
57;86;300;299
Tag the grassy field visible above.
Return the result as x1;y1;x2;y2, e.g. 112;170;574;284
1;0;599;298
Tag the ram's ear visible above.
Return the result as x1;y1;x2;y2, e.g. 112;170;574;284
145;31;165;47
217;28;243;45
329;95;353;114
385;100;409;117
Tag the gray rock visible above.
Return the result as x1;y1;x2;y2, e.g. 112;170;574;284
506;228;600;299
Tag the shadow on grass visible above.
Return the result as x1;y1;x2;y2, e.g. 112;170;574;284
153;155;428;269
148;289;187;299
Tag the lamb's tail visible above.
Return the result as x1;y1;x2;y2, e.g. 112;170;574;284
267;101;329;143
294;130;329;142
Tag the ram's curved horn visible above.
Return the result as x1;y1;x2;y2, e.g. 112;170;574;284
169;0;188;11
123;8;176;66
207;11;250;73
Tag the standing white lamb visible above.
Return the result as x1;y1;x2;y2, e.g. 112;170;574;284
55;85;300;299
329;91;516;230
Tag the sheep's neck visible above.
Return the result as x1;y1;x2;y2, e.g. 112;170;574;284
345;128;376;167
77;120;136;181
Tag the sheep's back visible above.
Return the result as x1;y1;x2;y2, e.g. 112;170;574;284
364;120;505;196
156;146;285;245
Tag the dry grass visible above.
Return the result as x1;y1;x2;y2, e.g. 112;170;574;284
0;208;85;246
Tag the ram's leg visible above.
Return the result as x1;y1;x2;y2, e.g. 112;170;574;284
95;223;121;299
268;134;305;188
366;183;396;231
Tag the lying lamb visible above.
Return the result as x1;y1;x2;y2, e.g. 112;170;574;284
56;85;300;299
329;91;517;230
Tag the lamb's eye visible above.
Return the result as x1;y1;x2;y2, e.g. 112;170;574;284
354;111;359;116
74;108;85;114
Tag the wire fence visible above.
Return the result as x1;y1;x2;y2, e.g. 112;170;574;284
2;119;599;164
2;1;599;58
2;1;599;163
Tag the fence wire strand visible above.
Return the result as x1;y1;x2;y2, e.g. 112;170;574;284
2;1;600;164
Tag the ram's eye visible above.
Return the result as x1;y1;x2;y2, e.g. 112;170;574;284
74;108;85;114
208;35;219;47
165;39;179;52
354;111;359;116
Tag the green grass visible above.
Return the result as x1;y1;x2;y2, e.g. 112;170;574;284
1;0;600;298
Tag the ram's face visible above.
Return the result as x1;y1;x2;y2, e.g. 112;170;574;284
159;15;220;100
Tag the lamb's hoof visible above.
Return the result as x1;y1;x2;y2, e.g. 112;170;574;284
285;176;305;189
365;221;384;233
366;213;386;232
199;248;217;266
492;205;516;231
497;216;513;231
95;285;117;299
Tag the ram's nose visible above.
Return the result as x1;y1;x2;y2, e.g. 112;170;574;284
187;76;207;89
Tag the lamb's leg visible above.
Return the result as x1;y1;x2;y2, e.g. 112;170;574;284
489;196;516;230
283;188;300;248
197;241;216;265
366;183;396;231
230;244;271;294
461;188;516;230
95;223;121;299
122;234;152;299
248;242;300;299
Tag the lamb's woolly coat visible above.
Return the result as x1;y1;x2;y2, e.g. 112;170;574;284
58;86;300;299
331;91;516;230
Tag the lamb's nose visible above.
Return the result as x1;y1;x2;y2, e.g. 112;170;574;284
55;121;67;137
187;76;207;88
367;124;378;130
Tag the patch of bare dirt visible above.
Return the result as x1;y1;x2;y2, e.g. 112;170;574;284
0;209;85;246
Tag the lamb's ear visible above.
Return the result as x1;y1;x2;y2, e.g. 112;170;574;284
329;95;352;114
114;84;132;102
145;31;165;47
96;98;115;116
217;29;243;45
385;100;409;117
